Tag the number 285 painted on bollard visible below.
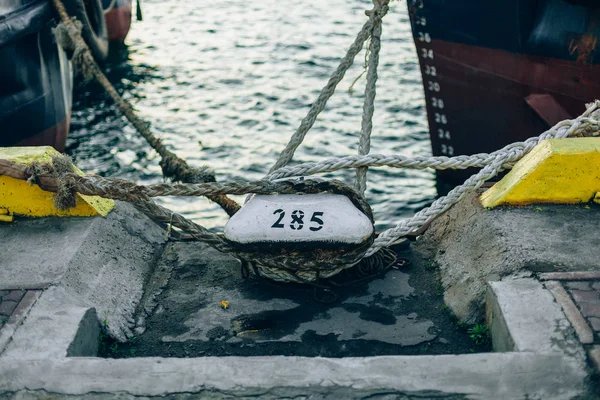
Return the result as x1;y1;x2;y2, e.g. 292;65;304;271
271;209;324;231
224;194;374;245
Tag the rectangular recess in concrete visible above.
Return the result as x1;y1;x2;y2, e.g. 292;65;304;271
0;273;591;399
0;213;592;398
100;242;490;358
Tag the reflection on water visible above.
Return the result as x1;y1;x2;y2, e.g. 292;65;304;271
67;0;436;231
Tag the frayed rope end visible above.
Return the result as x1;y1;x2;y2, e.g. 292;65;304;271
52;155;78;210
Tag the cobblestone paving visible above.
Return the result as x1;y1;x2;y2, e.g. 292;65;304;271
0;290;26;331
546;276;600;374
564;281;600;341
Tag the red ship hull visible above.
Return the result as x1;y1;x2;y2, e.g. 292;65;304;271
105;0;133;42
15;118;70;153
423;40;600;182
408;0;600;183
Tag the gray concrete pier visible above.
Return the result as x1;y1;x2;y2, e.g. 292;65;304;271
418;191;600;324
0;196;599;398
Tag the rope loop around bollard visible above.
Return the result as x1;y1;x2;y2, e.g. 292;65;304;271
37;0;600;284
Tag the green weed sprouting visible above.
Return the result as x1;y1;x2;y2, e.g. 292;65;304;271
468;324;490;345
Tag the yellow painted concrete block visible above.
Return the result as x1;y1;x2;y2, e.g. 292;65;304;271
481;138;600;208
0;147;114;217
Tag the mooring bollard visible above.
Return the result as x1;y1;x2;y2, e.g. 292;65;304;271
224;194;373;246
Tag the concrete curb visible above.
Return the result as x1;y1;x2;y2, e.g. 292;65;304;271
540;272;600;281
545;280;595;345
0;352;587;399
0;276;590;399
486;278;585;357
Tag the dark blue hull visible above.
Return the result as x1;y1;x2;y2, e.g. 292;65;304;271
0;0;72;150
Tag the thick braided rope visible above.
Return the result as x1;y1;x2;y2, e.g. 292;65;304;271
133;198;231;251
51;0;240;217
355;1;387;195
68;104;597;250
2;106;598;282
35;0;600;280
4;105;596;255
267;117;600;179
43;168;376;283
2;160;376;282
270;153;509;179
365;101;600;256
57;175;372;218
268;2;389;174
5;162;374;244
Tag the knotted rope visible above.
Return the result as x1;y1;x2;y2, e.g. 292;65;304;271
6;155;378;283
46;0;397;284
366;102;600;256
41;0;600;284
2;103;599;282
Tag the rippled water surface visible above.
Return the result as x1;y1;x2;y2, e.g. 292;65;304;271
68;0;436;231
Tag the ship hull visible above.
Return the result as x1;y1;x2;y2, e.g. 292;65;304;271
1;0;134;152
14;119;70;153
104;0;133;42
0;0;73;151
407;0;600;183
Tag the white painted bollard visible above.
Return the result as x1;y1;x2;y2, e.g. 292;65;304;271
224;194;374;246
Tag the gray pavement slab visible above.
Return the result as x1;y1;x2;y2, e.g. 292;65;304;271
1;287;99;359
487;278;585;358
0;217;93;290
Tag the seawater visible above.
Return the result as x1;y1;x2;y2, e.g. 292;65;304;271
67;0;436;231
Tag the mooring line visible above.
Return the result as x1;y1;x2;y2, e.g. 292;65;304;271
34;0;600;284
268;0;390;174
51;0;240;216
355;0;386;195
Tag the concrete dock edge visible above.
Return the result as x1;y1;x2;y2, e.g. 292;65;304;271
0;352;588;399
